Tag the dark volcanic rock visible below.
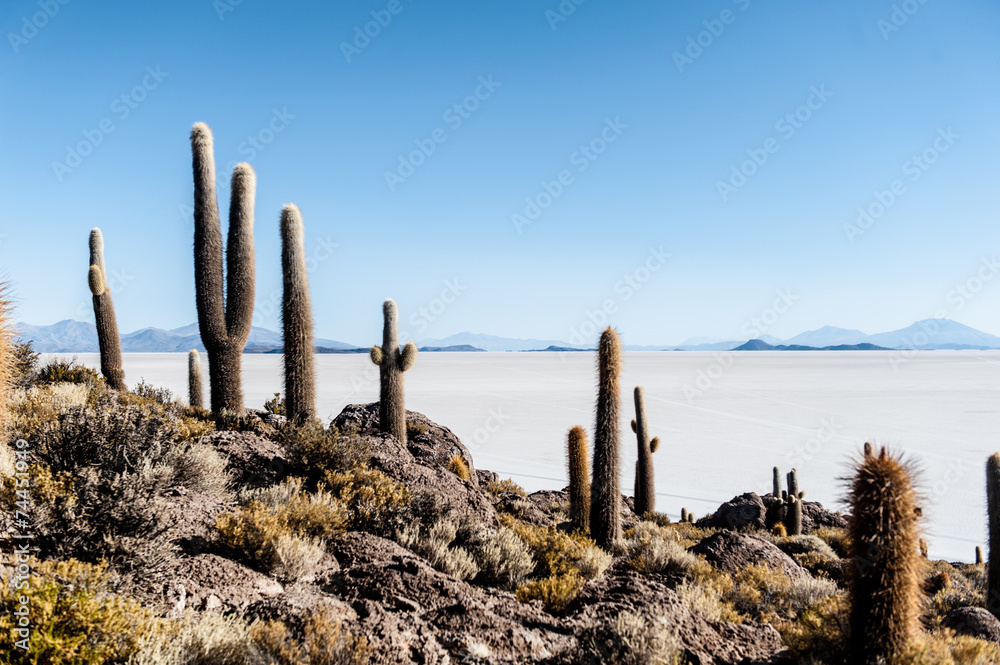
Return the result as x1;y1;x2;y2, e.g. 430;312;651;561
943;607;1000;643
206;429;288;488
690;530;811;581
333;403;497;525
325;532;572;663
760;494;847;533
566;569;784;665
706;492;767;531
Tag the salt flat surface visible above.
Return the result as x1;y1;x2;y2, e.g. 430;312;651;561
53;350;1000;562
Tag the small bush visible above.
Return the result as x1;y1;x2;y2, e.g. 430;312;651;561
130;612;253;665
500;514;610;580
572;611;683;665
896;630;1000;665
448;454;471;481
131;379;174;406
264;392;285;415
322;466;410;532
279;422;372;477
161;441;231;496
674;580;741;623
405;420;426;438
516;573;584;613
777;593;849;662
250;605;371;665
778;534;839;560
0;559;160;663
624;521;712;582
485;477;526;497
813;527;850;559
726;563;838;622
395;518;480;580
463;524;535;589
10;339;39;388
269;532;327;583
36;358;100;387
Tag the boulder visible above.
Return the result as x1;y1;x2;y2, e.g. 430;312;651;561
707;493;767;531
943;607;1000;643
333;404;497;525
690;530;811;581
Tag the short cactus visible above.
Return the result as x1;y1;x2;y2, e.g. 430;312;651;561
787;468;799;499
772;466;782;498
567;426;590;532
977;546;984;565
590;327;622;550
680;507;688;523
280;204;316;423
785;495;802;536
88;228;125;391
987;453;1000;617
847;446;920;664
370;299;417;442
631;386;658;517
190;122;256;414
188;349;203;408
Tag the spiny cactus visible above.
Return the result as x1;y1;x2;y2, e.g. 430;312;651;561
590;327;622;551
987;453;1000;617
977;546;985;565
680;507;688;523
88;228;125;391
786;495;802;536
787;468;799;499
567;425;590;533
370;299;417;442
847;446;921;664
188;349;203;408
772;466;782;498
280;204;316;423
631;386;658;517
190;122;256;414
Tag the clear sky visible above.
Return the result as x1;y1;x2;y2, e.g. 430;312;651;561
2;0;998;346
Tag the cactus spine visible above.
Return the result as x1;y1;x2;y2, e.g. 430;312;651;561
280;204;316;423
631;386;657;516
370;299;417;442
847;447;920;664
590;327;622;550
188;349;203;409
772;466;782;498
88;228;125;391
987;453;1000;617
190;123;256;414
567;426;590;532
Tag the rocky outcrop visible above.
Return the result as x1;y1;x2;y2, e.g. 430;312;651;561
704;492;767;531
943;607;1000;643
690;530;811;581
333;403;497;525
206;429;288;488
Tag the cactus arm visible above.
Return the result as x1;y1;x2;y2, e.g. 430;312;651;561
225;162;256;344
370;346;384;365
88;265;106;296
399;341;418;371
89;228;106;278
190;122;227;349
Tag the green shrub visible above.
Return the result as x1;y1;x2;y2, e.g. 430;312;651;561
264;392;285;415
279;422;372;478
10;339;38;388
500;514;611;580
515;573;584;613
36;358;100;387
321;466;410;532
250;605;371;665
485;477;526;497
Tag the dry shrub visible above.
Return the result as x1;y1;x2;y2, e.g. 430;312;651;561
500;514;610;580
485;477;526;497
462;524;535;589
572;611;683;664
130;612;253;665
447;454;471;481
321;466;410;532
515;573;584;613
250;605;371;665
395;518;480;580
726;563;838;622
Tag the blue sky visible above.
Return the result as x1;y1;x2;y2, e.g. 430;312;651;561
1;0;998;346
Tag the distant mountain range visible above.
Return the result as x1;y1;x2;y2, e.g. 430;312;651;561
732;339;891;352
15;318;1000;354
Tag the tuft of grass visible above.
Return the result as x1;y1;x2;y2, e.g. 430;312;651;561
321;466;410;532
624;521;712;582
485;477;526;497
250;605;371;665
447;454;471;481
572;611;684;664
725;563;838;623
278;421;372;478
500;514;611;580
516;573;584;613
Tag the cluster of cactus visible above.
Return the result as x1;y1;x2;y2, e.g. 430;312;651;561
370;299;418;442
846;446;921;664
631;386;660;517
190;123;256;414
770;466;805;536
87;228;125;391
589;327;622;550
679;508;695;524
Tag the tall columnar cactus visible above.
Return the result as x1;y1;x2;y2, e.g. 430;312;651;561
280;204;316;423
847;447;920;664
787;468;799;499
88;228;125;391
631;386;659;517
370;299;417;442
590;327;622;550
188;349;203;409
772;466;782;498
190;123;256;414
567;425;590;533
786;495;803;536
987;453;1000;617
